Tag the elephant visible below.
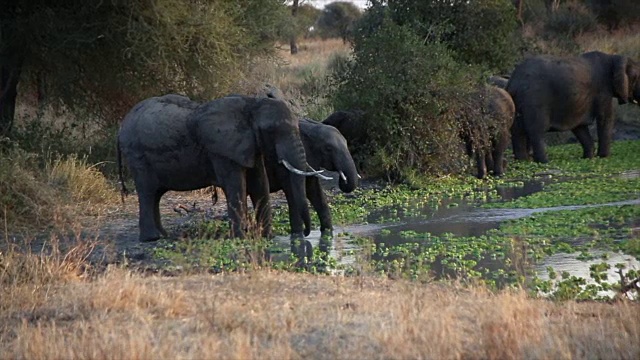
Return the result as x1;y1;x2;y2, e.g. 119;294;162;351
507;51;640;163
459;85;515;178
117;94;324;243
273;117;359;241
321;110;367;173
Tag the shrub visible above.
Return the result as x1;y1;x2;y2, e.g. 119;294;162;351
544;2;598;38
380;0;522;74
332;10;480;180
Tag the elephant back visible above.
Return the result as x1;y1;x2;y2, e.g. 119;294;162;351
119;94;199;151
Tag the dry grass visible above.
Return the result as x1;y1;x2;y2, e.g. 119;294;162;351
577;26;640;58
1;255;638;360
235;38;351;119
47;154;119;211
1;149;119;233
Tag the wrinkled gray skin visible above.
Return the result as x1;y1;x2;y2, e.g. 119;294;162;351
118;94;313;242
507;51;640;163
265;118;358;241
462;86;515;179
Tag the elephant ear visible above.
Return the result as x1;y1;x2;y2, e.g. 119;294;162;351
612;55;629;103
188;97;257;168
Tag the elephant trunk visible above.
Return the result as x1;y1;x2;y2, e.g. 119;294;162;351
334;151;359;193
276;137;312;237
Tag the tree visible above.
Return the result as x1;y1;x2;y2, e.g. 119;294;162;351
290;0;300;54
0;0;289;138
316;1;363;41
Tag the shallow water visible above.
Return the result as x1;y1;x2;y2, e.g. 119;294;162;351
324;179;638;289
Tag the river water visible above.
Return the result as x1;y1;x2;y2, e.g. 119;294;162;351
275;179;640;293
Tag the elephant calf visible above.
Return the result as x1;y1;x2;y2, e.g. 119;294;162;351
460;85;515;179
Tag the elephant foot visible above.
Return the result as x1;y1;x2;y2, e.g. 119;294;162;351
318;237;332;253
139;233;161;243
320;228;334;239
290;238;313;265
139;225;166;242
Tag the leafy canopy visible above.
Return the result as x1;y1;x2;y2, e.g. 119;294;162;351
3;0;289;124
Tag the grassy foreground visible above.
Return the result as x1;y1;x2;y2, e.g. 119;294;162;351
1;262;639;359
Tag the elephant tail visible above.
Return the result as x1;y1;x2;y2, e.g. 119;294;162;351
116;136;128;204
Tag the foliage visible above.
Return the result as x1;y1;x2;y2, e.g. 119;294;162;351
585;0;640;30
544;2;598;38
315;1;363;41
2;0;289;133
379;0;522;73
289;3;323;40
332;9;480;180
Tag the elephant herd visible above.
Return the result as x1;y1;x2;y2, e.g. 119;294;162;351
118;50;640;250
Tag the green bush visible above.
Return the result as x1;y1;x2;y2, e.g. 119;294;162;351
380;0;522;73
332;10;480;180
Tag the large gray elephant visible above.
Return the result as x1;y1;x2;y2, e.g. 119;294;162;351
270;118;358;240
460;85;515;178
507;51;640;163
118;94;323;242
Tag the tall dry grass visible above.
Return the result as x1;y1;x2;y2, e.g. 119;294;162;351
1;149;118;233
1;265;638;359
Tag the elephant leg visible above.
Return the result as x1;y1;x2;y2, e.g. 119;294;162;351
133;171;163;242
213;160;248;238
511;115;529;160
530;135;548;163
247;160;272;239
306;177;333;244
153;189;168;237
474;150;487;179
572;125;595;159
492;132;510;177
281;177;308;239
523;112;549;163
595;105;614;158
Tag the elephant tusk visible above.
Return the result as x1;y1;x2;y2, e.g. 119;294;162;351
309;165;333;180
339;171;347;181
316;173;333;180
280;159;328;177
357;174;362;179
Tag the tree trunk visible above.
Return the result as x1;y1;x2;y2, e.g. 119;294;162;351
513;0;524;26
0;4;22;138
290;0;299;55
